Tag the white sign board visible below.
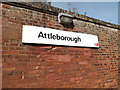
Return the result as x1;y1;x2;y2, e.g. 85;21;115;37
22;25;99;48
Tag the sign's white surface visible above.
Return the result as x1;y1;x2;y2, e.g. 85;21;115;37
22;25;99;48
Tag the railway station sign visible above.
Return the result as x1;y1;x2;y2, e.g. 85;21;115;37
22;25;99;48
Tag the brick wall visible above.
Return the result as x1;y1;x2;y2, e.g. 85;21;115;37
0;3;2;90
1;2;119;88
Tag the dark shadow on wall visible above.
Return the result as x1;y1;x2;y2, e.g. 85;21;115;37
22;43;99;49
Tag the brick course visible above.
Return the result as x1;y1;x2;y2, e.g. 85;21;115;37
1;2;119;88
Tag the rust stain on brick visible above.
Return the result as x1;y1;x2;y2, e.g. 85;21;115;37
2;4;10;8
